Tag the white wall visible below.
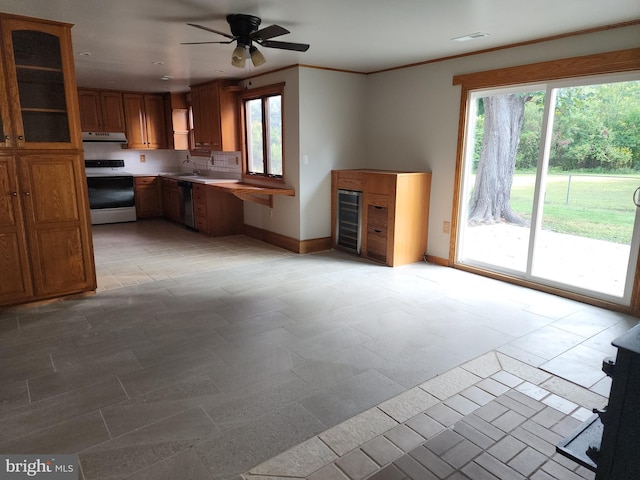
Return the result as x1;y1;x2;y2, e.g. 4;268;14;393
241;68;301;239
240;66;367;241
365;24;640;260
298;67;367;240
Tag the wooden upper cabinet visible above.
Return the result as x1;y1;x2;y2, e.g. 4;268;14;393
143;94;167;149
78;89;125;132
0;16;81;149
78;90;101;131
191;80;239;152
123;93;168;149
122;93;168;149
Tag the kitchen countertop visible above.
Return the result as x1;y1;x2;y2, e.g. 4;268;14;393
156;172;240;185
153;172;295;206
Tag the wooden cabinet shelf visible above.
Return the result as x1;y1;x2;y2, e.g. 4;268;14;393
332;169;431;267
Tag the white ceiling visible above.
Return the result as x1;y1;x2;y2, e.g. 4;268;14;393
3;0;639;92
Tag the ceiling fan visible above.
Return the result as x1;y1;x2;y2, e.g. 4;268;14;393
183;14;310;68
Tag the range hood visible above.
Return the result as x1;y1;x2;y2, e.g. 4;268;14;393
82;131;127;143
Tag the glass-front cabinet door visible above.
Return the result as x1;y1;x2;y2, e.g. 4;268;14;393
0;17;80;149
0;41;13;148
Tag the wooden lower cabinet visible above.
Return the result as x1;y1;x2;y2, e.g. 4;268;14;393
134;176;162;218
161;178;243;235
332;169;432;267
193;183;243;236
1;153;96;305
365;204;389;263
160;177;181;223
205;187;243;236
0;154;33;303
193;183;208;232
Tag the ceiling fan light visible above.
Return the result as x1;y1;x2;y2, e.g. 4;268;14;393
250;46;266;67
231;45;247;68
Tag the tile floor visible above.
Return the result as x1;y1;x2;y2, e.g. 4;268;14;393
244;352;606;480
0;219;637;480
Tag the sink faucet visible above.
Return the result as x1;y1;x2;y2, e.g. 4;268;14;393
183;155;199;175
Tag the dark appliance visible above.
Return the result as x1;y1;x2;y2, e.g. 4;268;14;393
84;159;136;224
336;189;362;254
177;180;195;229
557;323;640;479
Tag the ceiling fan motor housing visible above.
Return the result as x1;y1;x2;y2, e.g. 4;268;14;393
227;14;261;46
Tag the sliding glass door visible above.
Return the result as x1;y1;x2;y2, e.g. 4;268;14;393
457;75;640;304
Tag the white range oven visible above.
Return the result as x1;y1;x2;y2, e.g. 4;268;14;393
84;159;136;225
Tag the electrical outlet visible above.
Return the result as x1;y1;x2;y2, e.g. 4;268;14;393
443;221;450;234
139;154;145;163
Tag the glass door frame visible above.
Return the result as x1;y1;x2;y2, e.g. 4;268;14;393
451;59;640;313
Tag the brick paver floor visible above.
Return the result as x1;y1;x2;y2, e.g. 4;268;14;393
245;352;605;480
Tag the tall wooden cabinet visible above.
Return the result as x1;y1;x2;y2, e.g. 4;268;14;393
332;169;431;267
190;80;240;152
0;14;96;307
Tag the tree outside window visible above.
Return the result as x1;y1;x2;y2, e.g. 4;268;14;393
242;84;284;179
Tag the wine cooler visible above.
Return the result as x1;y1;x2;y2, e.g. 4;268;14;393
336;189;362;254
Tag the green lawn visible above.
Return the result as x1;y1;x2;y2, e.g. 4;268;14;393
509;174;638;244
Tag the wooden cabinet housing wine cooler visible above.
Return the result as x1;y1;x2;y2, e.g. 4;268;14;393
331;169;431;267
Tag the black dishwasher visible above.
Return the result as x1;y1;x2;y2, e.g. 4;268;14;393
177;180;195;229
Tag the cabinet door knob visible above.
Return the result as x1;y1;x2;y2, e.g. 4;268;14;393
4;135;9;141
24;192;30;196
12;192;18;196
18;135;24;141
